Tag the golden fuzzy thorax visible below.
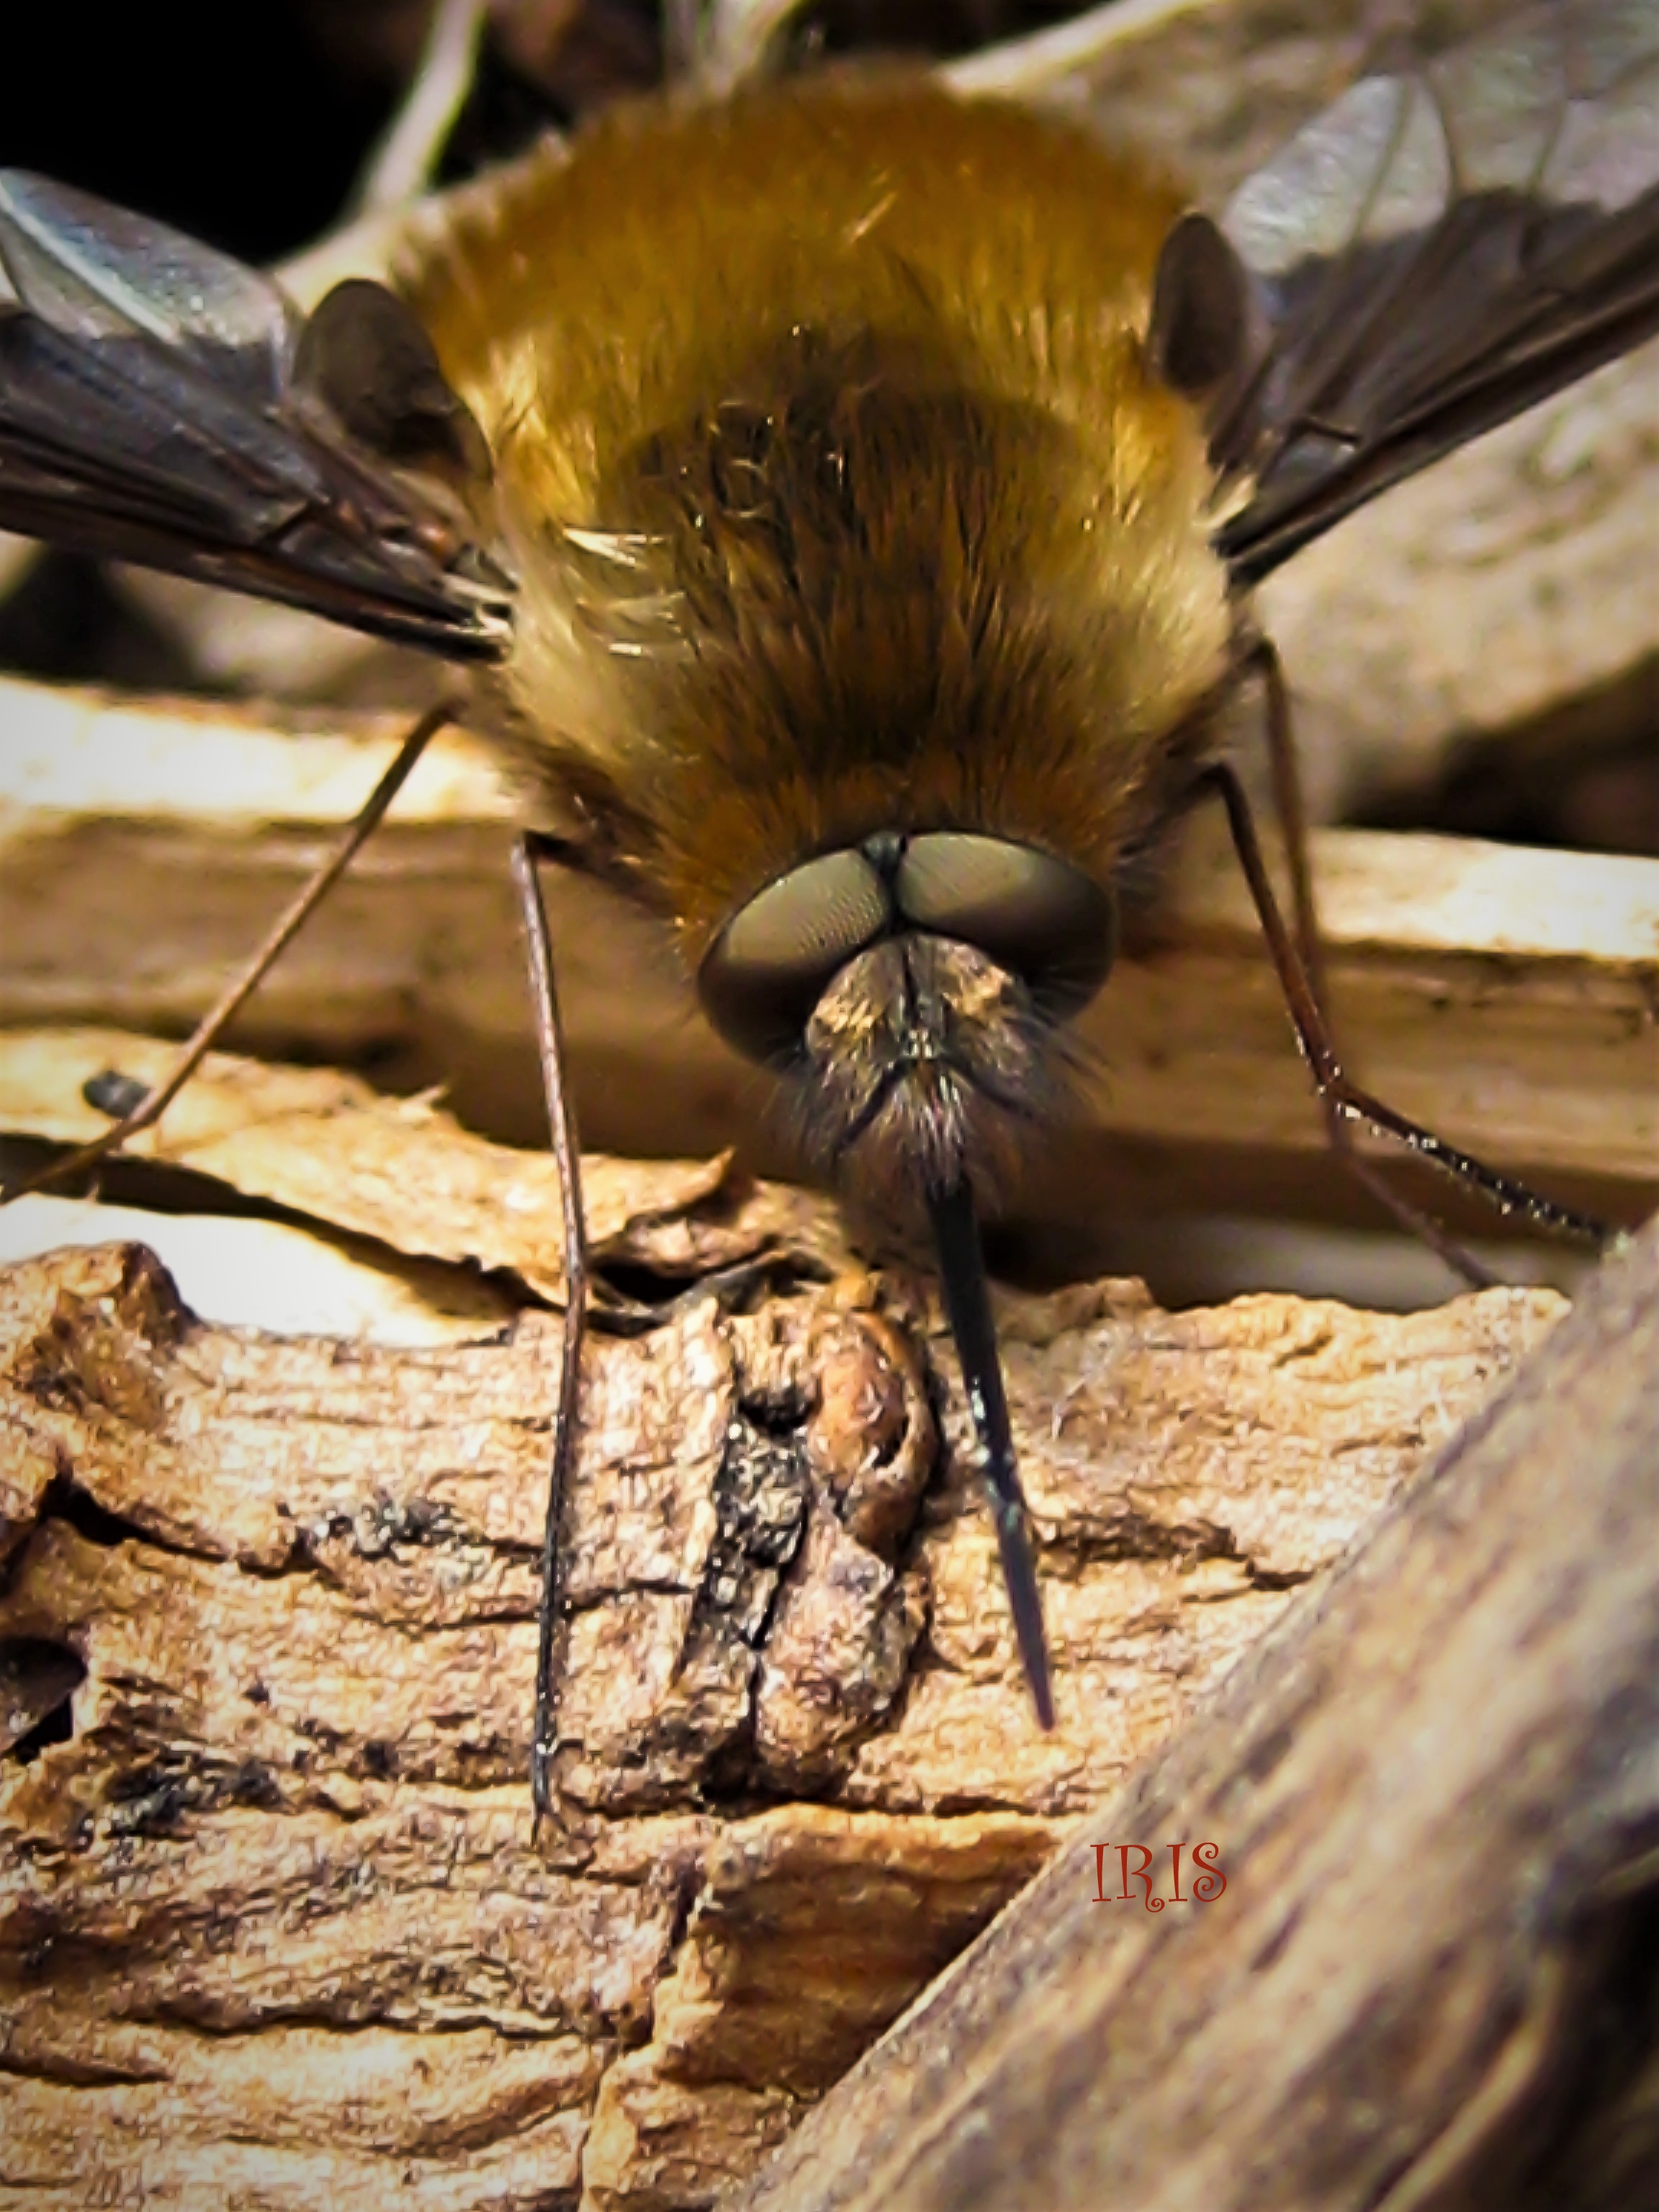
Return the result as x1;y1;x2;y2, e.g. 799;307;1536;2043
404;71;1235;963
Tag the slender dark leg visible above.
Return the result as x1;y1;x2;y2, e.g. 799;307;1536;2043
1237;634;1506;1283
511;832;591;1828
1197;755;1609;1248
1;698;457;1205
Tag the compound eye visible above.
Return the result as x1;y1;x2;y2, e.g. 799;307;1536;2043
698;846;892;1065
895;833;1117;1015
295;278;492;484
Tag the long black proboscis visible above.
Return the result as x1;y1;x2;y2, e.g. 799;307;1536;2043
927;1179;1055;1729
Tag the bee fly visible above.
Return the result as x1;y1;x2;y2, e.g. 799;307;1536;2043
1;1;1653;1811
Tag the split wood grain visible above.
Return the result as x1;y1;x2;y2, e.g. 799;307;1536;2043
0;1084;1569;2209
1;684;1653;1228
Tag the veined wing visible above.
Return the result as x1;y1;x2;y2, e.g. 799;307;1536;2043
1202;0;1659;583
0;171;513;657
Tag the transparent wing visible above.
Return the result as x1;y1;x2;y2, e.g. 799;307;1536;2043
0;172;513;658
1207;0;1659;583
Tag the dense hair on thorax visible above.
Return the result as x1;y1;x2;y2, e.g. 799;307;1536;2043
405;69;1236;959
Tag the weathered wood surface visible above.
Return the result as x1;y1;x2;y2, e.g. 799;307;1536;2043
732;1213;1659;2212
2;688;1654;1241
0;1041;1570;2210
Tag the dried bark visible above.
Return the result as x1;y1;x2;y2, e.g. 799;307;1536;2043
730;1215;1659;2212
0;1046;1573;2208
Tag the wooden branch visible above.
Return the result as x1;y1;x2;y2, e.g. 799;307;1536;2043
2;685;1654;1239
731;1215;1659;2212
0;1044;1573;2209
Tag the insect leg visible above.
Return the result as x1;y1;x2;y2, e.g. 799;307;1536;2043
1197;756;1611;1251
0;697;457;1207
511;832;592;1830
1238;633;1501;1286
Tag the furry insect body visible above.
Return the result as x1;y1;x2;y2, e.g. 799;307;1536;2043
408;75;1235;963
402;75;1237;1208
